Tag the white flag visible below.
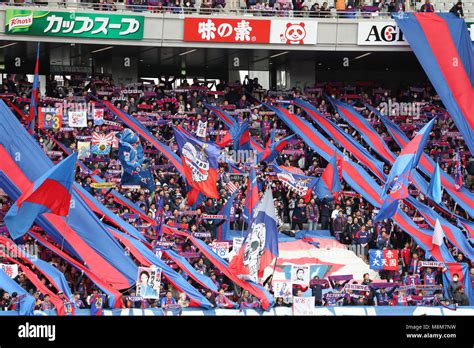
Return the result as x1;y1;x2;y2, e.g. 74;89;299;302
432;218;445;246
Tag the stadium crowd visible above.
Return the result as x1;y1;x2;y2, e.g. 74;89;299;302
0;72;473;314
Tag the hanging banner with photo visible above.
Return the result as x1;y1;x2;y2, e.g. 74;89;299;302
273;281;292;301
68;110;88;127
196;120;208;138
93;108;105;125
136;266;161;299
38;107;62;129
293;296;315;315
291;265;310;286
0;264;19;278
77;141;91;160
210;241;230;259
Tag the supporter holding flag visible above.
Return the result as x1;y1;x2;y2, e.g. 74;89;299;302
173;126;220;201
229;188;279;282
5;153;77;240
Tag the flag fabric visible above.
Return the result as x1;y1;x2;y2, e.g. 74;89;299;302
28;42;40;134
111;227;213;308
117;128;155;193
0;268;35;315
167;226;274;310
376;105;473;217
272;162;319;202
442;262;474;305
394;13;474;155
432;218;445;247
91;132;113;155
294;98;386;180
266;101;455;264
217;190;238;241
315;153;342;199
381;118;436;199
101;100;184;175
257;133;296;164
243;166;259;221
428;161;442;204
369;249;399;271
5;153;77;240
374;174;409;222
230;121;252;151
407;197;474;261
457;217;474;240
454;150;463;191
229;188;279;282
173;125;220;199
327;96;396;163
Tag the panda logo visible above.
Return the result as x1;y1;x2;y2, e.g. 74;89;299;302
281;22;306;44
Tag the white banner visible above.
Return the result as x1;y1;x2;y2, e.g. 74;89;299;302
291;265;310;286
196;120;207;138
357;22;408;46
273;281;292;301
293;296;315;315
0;264;18;278
270;20;317;45
232;237;244;253
68;110;88;127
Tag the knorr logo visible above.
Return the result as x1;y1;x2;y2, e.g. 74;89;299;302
8;14;33;31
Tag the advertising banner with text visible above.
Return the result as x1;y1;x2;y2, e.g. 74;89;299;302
5;10;144;40
184;17;317;45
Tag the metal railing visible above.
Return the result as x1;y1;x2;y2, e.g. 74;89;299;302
0;1;471;18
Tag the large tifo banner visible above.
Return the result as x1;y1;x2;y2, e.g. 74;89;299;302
5;10;144;40
184;18;317;45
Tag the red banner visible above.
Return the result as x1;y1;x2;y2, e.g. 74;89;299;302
183;18;318;45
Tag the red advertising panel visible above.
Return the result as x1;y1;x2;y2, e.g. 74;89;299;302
183;18;271;44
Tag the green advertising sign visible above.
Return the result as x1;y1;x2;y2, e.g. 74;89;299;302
5;10;144;40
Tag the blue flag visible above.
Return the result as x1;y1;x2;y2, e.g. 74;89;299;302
428;161;442;204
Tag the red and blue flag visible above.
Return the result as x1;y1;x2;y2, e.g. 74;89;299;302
294;98;386;180
28;42;40;134
5;153;77;240
427;161;442;204
174;125;220;200
394;13;474;155
229;188;279;282
272;162;319;202
243;166;259;221
374;104;473;217
315;153;342;199
381;118;436;199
